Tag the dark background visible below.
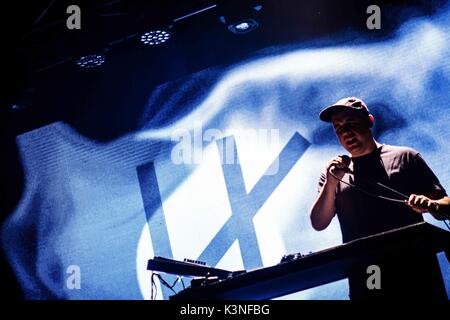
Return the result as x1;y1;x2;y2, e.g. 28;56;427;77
0;0;444;300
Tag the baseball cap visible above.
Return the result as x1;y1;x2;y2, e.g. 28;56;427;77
319;97;370;122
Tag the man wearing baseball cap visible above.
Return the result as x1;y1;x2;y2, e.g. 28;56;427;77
310;97;450;300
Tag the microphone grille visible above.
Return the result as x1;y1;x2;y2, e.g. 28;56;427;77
341;155;351;166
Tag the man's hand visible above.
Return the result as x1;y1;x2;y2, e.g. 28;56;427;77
325;156;349;182
405;194;439;213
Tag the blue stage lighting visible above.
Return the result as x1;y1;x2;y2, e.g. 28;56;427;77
76;54;105;68
140;30;171;45
228;19;259;34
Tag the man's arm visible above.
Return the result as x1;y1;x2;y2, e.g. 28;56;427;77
406;194;450;220
405;153;450;220
310;179;338;230
310;156;347;230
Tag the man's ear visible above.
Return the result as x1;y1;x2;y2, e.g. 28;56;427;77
368;114;374;128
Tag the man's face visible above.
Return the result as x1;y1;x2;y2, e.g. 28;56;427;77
331;110;373;157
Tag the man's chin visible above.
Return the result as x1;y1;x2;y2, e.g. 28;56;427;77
343;143;357;152
345;144;363;156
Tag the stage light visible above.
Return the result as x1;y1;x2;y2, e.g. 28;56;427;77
76;54;105;68
235;22;251;31
217;0;262;35
228;19;259;34
140;30;171;46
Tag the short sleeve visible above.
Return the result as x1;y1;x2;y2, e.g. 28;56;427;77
410;153;447;198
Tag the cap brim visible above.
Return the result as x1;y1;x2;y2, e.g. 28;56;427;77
319;105;367;122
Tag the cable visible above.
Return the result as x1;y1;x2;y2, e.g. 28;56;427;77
329;168;450;230
155;274;177;295
150;273;189;299
374;181;409;200
180;276;186;290
150;272;158;300
170;276;180;289
329;169;406;203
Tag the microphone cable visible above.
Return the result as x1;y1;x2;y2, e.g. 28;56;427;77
328;167;450;228
328;167;407;203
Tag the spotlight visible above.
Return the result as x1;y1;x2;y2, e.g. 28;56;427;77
228;19;259;34
140;30;171;46
217;1;262;35
76;54;105;68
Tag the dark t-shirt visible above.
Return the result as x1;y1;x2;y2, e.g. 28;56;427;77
318;144;447;243
317;144;448;299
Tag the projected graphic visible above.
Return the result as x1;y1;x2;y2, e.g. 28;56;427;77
2;4;450;300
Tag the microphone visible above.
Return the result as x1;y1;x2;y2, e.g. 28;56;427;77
338;155;352;173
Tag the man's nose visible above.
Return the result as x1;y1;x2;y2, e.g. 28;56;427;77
340;128;354;138
340;126;351;134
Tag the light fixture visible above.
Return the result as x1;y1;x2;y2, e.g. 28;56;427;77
140;30;171;46
227;19;259;34
75;54;105;68
217;1;262;35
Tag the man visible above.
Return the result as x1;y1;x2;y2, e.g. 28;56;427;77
310;97;450;300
